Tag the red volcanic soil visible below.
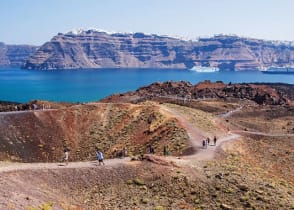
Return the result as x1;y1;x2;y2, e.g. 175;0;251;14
0;103;190;162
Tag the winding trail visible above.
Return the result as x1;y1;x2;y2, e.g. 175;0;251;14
159;105;206;148
1;103;290;173
160;105;241;162
0;109;56;116
219;106;243;118
234;130;294;137
217;105;294;137
0;158;131;173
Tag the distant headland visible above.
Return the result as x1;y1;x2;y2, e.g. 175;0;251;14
1;29;294;71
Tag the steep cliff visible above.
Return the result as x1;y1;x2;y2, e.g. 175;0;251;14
23;29;294;70
0;42;38;67
24;30;192;70
0;42;10;66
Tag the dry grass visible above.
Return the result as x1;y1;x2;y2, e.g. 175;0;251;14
164;103;225;136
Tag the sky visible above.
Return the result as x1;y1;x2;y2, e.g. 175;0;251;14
1;0;294;45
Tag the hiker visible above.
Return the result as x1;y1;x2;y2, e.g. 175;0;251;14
96;149;105;165
202;139;206;149
113;147;118;158
207;137;210;146
63;147;70;165
32;103;38;110
213;136;217;146
121;147;127;158
148;145;155;154
163;145;169;156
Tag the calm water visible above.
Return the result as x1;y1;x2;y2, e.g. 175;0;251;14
0;68;293;103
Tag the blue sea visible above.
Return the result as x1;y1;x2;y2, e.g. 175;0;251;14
0;68;293;103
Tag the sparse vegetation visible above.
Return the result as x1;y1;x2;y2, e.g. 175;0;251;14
0;89;293;209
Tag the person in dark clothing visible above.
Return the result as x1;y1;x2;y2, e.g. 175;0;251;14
163;145;169;156
213;136;217;146
121;147;127;158
202;139;206;148
148;145;155;154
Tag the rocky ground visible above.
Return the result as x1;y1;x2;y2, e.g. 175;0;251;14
102;81;294;106
0;136;293;210
0;82;293;209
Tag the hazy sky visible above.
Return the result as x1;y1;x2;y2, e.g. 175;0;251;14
1;0;294;45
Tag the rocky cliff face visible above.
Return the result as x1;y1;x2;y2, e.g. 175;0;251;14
23;30;294;70
24;31;191;70
0;42;38;67
102;81;294;106
0;42;10;66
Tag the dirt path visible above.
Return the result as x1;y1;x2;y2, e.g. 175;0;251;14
160;105;206;148
160;105;241;162
219;106;243;118
184;133;240;161
0;158;130;173
0;109;55;116
218;105;294;137
234;130;294;137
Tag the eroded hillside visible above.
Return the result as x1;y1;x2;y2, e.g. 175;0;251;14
0;102;190;162
0;99;293;209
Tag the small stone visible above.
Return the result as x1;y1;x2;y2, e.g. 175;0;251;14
215;173;223;179
220;203;232;210
238;184;249;192
141;198;148;204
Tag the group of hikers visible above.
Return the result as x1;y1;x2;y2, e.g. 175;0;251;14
112;147;128;159
202;136;217;148
62;146;130;166
62;147;105;166
61;136;218;165
148;145;169;156
14;103;51;112
61;144;171;165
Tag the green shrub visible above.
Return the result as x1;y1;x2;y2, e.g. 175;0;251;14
133;178;145;186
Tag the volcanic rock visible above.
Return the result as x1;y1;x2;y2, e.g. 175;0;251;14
102;81;294;105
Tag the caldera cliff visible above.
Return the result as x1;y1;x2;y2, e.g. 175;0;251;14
0;42;38;67
23;29;294;70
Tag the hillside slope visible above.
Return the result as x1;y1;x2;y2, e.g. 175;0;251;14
0;103;190;162
0;99;293;209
